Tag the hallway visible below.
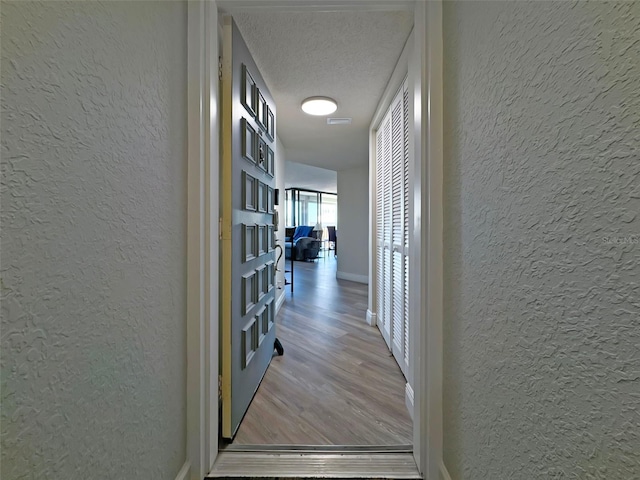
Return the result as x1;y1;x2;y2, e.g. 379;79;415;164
231;257;412;445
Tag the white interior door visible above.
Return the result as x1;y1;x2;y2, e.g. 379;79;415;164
375;127;387;346
402;80;410;371
376;94;392;352
375;79;410;377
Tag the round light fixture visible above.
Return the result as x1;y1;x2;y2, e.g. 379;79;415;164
301;96;338;116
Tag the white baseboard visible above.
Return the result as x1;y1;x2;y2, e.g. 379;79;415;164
440;461;452;480
276;289;286;314
175;460;191;480
336;271;369;284
405;382;414;420
366;309;377;326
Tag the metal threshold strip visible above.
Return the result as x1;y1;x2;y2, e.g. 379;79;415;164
208;445;421;479
221;444;413;453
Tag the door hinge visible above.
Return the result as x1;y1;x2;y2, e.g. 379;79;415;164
218;56;223;81
218;375;222;399
219;217;222;240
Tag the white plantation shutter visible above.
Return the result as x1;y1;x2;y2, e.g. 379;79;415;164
390;93;405;374
382;110;392;343
403;79;410;368
375;78;411;377
375;128;386;345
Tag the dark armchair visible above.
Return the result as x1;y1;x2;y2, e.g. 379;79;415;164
284;226;321;261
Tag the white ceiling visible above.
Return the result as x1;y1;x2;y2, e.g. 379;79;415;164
285;160;338;193
229;7;413;171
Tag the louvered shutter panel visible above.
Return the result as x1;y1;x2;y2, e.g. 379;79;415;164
403;80;410;368
374;76;411;377
382;111;392;342
391;93;405;373
375;128;385;345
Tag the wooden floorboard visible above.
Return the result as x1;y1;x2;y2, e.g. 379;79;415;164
231;257;413;445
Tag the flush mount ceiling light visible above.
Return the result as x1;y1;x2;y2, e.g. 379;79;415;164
301;96;338;116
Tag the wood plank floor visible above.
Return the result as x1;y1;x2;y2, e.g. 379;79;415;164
231;257;412;445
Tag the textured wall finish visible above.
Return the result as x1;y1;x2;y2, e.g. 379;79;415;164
1;2;188;479
337;165;370;282
443;1;640;479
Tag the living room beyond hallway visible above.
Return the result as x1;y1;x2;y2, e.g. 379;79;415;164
230;256;412;445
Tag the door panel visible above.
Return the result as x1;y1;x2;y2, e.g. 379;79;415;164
390;94;405;373
402;81;410;370
221;17;277;439
375;79;410;377
375;129;386;347
381;111;392;345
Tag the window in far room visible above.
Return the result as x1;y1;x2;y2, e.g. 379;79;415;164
285;188;338;240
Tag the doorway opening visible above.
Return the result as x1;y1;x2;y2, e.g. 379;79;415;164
187;0;446;478
218;6;415;451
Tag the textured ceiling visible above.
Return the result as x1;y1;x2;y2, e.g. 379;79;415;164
232;10;413;171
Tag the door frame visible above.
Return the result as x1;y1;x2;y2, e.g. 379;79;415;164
186;1;444;479
412;2;445;478
187;1;219;478
367;1;444;477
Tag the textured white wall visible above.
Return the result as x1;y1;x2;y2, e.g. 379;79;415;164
337;165;370;282
1;2;188;479
442;1;640;479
